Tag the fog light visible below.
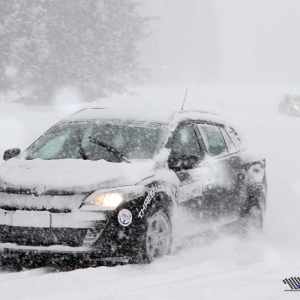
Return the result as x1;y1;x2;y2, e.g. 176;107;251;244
82;222;107;246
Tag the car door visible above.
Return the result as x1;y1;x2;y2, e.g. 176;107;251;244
196;123;247;224
168;123;219;235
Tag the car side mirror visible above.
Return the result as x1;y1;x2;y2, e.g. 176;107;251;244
168;153;201;171
3;148;21;161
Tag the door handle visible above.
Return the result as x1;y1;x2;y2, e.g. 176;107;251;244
237;173;245;180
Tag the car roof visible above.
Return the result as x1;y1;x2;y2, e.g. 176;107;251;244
64;107;228;126
291;95;300;102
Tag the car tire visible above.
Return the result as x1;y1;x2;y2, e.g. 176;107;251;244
246;204;263;231
240;189;265;236
136;209;172;263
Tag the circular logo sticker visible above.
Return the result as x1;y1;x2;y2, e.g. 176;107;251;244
118;209;132;227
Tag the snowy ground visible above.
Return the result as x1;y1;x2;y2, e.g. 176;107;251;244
0;83;300;299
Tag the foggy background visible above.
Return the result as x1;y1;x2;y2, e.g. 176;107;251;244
139;0;300;86
1;0;300;104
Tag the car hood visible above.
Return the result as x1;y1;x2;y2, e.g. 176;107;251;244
0;158;156;194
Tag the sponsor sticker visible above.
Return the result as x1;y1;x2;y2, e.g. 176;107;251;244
138;185;165;219
179;181;202;203
118;209;132;227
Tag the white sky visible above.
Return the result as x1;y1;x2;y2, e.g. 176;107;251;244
139;0;300;85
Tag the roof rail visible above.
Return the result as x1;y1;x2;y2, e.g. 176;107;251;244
179;110;219;115
70;107;105;116
168;110;219;121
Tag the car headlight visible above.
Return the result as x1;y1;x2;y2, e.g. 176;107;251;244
81;186;145;211
89;192;124;208
294;104;299;110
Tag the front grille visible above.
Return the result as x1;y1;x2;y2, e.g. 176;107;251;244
0;226;88;247
0;192;86;211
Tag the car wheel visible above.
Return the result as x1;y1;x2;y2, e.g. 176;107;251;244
239;187;265;236
247;205;263;231
137;210;172;263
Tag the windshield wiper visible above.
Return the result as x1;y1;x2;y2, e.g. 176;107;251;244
89;136;130;163
77;131;89;160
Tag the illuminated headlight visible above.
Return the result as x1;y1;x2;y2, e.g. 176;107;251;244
88;192;124;208
82;186;145;211
294;104;299;110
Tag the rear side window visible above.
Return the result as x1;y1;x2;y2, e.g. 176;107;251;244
219;127;237;153
197;124;228;157
226;126;241;148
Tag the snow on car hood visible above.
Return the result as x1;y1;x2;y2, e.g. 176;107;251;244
0;158;156;193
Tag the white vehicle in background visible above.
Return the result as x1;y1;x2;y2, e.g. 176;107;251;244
279;94;300;116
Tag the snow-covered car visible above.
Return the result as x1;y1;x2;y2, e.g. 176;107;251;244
278;94;300;116
0;108;267;268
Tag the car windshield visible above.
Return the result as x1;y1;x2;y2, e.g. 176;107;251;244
26;121;169;161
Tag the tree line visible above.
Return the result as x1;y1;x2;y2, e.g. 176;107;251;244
0;0;148;104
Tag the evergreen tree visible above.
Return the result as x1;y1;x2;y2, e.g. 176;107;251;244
0;0;147;104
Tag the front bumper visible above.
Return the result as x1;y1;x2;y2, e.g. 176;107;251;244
0;243;130;268
0;208;108;248
0;209;106;228
0;197;148;267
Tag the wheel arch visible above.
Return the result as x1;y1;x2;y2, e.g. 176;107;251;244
92;182;175;261
241;183;266;218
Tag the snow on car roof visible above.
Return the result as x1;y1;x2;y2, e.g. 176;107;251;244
64;108;228;126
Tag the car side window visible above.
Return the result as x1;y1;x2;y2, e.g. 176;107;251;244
197;124;228;157
171;124;202;158
226;126;241;148
219;127;237;153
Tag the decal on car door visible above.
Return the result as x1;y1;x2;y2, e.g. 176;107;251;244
178;181;202;203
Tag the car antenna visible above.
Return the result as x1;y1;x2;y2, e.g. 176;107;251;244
181;89;188;110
